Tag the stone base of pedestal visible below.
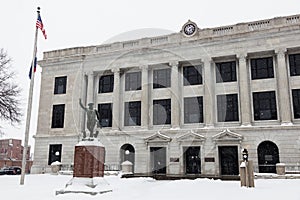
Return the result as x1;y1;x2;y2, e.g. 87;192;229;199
56;177;112;195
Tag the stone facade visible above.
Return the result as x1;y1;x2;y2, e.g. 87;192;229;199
32;14;300;177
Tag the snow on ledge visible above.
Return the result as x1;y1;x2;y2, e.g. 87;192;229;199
76;138;104;147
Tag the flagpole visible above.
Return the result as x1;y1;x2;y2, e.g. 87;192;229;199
20;7;40;185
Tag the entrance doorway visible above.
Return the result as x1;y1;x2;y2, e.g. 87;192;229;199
218;146;239;176
257;141;279;173
184;146;201;174
120;144;135;172
150;147;166;174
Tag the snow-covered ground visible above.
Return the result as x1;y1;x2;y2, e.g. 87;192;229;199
0;174;300;200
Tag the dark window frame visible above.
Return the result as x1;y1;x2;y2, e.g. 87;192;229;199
98;103;113;127
125;72;141;91
250;57;274;80
99;74;114;93
183;65;203;86
153;68;171;89
253;91;278;121
153;99;171;125
216;61;237;83
217;94;239;122
124;101;141;126
289;54;300;76
51;104;65;128
184;96;203;123
292;89;300;119
54;76;67;94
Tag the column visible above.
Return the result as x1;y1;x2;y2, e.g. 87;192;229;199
112;68;120;130
86;71;95;104
238;54;252;126
203;58;214;127
276;49;292;124
140;65;149;129
170;61;180;128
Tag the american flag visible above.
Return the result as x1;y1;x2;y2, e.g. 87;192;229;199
36;13;47;39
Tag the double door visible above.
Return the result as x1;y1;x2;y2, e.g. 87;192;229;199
184;146;201;174
150;147;166;174
219;146;239;176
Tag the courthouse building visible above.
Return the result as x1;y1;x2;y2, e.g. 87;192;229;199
32;14;300;178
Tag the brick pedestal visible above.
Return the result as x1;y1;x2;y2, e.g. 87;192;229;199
56;139;112;195
73;139;105;178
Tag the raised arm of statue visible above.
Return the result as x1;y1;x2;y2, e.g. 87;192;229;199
79;98;87;111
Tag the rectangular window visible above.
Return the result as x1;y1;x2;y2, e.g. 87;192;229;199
153;99;171;125
184;97;203;123
289;54;300;76
292;89;300;119
153;68;171;89
54;76;67;94
48;144;62;165
217;94;239;122
124;101;141;126
250;57;274;80
99;75;114;93
216;61;237;83
183;65;202;86
125;72;141;91
98;103;112;127
51;104;65;128
253;91;277;120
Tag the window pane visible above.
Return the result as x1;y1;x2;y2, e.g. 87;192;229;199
216;61;236;83
253;91;277;120
153;69;171;88
125;72;141;91
184;97;203;123
289;54;300;76
217;94;239;122
98;103;112;127
153;99;171;125
251;57;274;80
54;76;67;94
99;75;114;93
183;65;202;85
292;89;300;118
51;104;65;128
124;101;141;126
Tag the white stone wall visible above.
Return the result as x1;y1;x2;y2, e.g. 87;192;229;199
33;14;300;176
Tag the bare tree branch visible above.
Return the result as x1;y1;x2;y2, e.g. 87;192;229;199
0;48;22;124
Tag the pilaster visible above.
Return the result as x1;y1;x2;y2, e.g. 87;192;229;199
86;71;95;104
112;68;121;130
170;61;180;128
238;54;252;126
203;58;214;127
276;49;292;124
140;65;149;129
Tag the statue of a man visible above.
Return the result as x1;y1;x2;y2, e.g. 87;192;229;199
79;99;100;138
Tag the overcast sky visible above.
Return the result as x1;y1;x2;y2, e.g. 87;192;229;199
0;0;299;148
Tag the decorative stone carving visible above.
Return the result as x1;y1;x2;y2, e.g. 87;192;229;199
177;130;206;143
212;129;243;143
144;131;172;144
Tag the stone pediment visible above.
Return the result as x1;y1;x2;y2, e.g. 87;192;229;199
144;131;171;143
177;130;205;142
212;129;243;143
